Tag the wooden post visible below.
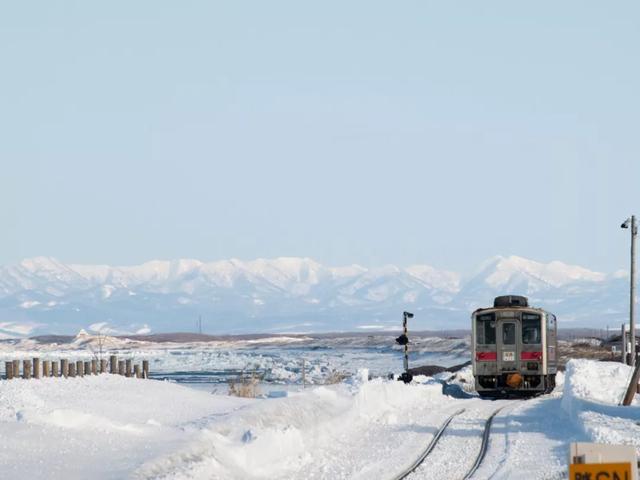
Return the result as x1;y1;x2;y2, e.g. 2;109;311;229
134;364;141;378
61;359;69;378
68;362;76;377
52;361;59;377
622;323;628;364
23;360;32;379
110;355;117;374
43;360;50;378
302;359;306;389
118;360;125;376
5;361;13;380
76;360;84;376
622;360;640;405
100;359;107;374
91;360;97;375
125;359;132;377
33;357;40;379
12;360;19;378
84;361;91;376
142;360;149;379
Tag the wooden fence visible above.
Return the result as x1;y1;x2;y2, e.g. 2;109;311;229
3;356;149;380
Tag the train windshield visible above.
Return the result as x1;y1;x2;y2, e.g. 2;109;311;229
522;314;541;344
502;323;516;344
476;313;496;345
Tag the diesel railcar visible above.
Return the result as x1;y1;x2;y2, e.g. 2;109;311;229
472;295;557;398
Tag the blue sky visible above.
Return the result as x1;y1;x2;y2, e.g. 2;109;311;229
1;1;639;273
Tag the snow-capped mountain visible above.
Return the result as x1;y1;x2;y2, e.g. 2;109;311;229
0;255;628;335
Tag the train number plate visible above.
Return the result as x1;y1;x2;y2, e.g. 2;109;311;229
502;351;515;362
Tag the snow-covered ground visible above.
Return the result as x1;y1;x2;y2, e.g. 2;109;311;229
0;375;254;479
0;359;637;479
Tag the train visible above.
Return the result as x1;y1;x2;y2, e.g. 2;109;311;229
472;295;557;398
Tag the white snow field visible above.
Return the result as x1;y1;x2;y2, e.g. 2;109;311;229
0;360;638;480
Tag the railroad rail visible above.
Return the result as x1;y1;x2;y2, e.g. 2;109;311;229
392;408;466;480
392;402;515;480
462;405;508;479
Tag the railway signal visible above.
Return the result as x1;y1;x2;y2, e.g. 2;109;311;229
396;311;414;384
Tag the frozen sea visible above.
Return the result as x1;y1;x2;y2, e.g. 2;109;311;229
0;333;471;388
144;335;470;387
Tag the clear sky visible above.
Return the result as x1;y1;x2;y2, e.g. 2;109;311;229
1;1;639;273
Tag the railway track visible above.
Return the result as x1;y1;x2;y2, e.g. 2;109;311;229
392;408;466;480
392;401;516;480
462;405;508;480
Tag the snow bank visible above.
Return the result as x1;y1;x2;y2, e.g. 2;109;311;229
561;359;640;453
136;378;456;479
0;376;252;479
562;359;634;407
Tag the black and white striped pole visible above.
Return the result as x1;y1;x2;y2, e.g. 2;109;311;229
396;311;414;383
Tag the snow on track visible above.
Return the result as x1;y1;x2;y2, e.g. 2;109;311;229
392;408;466;480
406;399;515;480
471;393;578;480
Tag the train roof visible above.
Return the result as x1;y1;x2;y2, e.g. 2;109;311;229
472;305;549;316
473;295;550;315
471;295;553;316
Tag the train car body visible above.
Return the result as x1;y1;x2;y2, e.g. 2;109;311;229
472;295;557;398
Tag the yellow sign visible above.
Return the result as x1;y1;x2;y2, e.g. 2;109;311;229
569;462;632;480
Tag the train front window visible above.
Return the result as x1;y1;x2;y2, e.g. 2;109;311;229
476;314;496;345
522;314;541;344
502;323;516;345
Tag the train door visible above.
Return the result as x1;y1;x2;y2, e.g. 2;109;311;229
497;319;518;372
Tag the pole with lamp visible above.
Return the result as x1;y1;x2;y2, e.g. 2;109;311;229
621;216;637;366
621;215;640;405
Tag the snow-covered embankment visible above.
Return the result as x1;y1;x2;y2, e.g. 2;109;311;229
561;359;640;447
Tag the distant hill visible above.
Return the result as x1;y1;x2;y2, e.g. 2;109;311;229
0;255;629;336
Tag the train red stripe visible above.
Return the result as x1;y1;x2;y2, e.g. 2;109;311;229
475;351;497;361
520;351;543;360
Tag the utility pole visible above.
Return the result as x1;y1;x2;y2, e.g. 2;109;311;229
620;216;640;405
621;216;637;366
632;215;637;366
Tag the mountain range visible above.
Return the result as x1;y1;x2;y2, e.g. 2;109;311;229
0;255;630;337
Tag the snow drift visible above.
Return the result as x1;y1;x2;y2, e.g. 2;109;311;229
561;359;640;450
